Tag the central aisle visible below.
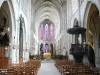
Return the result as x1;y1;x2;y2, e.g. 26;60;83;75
37;60;61;75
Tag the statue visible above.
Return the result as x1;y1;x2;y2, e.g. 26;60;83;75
19;14;25;58
83;42;95;67
19;14;24;34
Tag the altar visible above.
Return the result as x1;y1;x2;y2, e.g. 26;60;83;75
43;53;51;60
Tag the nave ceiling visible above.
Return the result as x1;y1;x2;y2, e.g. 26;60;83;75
31;0;67;40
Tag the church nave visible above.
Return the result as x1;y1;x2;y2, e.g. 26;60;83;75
37;60;61;75
0;0;100;75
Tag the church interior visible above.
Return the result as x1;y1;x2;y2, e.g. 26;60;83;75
0;0;100;75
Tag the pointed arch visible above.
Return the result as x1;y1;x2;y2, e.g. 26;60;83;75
0;0;16;43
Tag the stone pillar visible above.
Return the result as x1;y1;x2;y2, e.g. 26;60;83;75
23;50;25;62
5;46;9;58
23;49;29;62
10;47;17;64
9;42;19;64
95;33;100;67
16;48;19;63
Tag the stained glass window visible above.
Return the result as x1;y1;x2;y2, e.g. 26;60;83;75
40;24;44;40
50;24;54;40
40;23;54;41
45;24;48;40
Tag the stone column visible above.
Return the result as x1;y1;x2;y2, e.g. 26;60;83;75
16;48;19;63
9;45;17;64
5;46;9;58
95;33;100;67
24;50;29;62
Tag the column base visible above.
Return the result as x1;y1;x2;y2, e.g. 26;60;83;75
19;58;23;63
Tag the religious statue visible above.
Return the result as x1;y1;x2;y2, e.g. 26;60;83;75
83;42;95;67
19;14;24;34
19;14;25;58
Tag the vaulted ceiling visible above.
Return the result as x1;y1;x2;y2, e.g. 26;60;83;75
32;0;66;5
31;0;67;39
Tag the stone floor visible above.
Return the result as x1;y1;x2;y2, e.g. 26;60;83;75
37;60;61;75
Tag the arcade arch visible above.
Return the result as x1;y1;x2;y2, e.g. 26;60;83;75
84;3;100;67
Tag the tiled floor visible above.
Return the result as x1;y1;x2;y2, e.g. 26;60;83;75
37;60;61;75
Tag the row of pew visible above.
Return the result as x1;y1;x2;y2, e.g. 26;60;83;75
55;60;99;75
0;60;41;75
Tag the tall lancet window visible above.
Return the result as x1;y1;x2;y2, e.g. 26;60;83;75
45;24;48;40
50;24;54;40
40;24;44;40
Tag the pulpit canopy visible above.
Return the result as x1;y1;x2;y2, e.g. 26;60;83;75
67;25;86;35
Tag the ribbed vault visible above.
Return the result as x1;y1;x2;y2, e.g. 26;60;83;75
31;0;65;40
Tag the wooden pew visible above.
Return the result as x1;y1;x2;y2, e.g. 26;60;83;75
0;60;41;75
55;60;97;75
